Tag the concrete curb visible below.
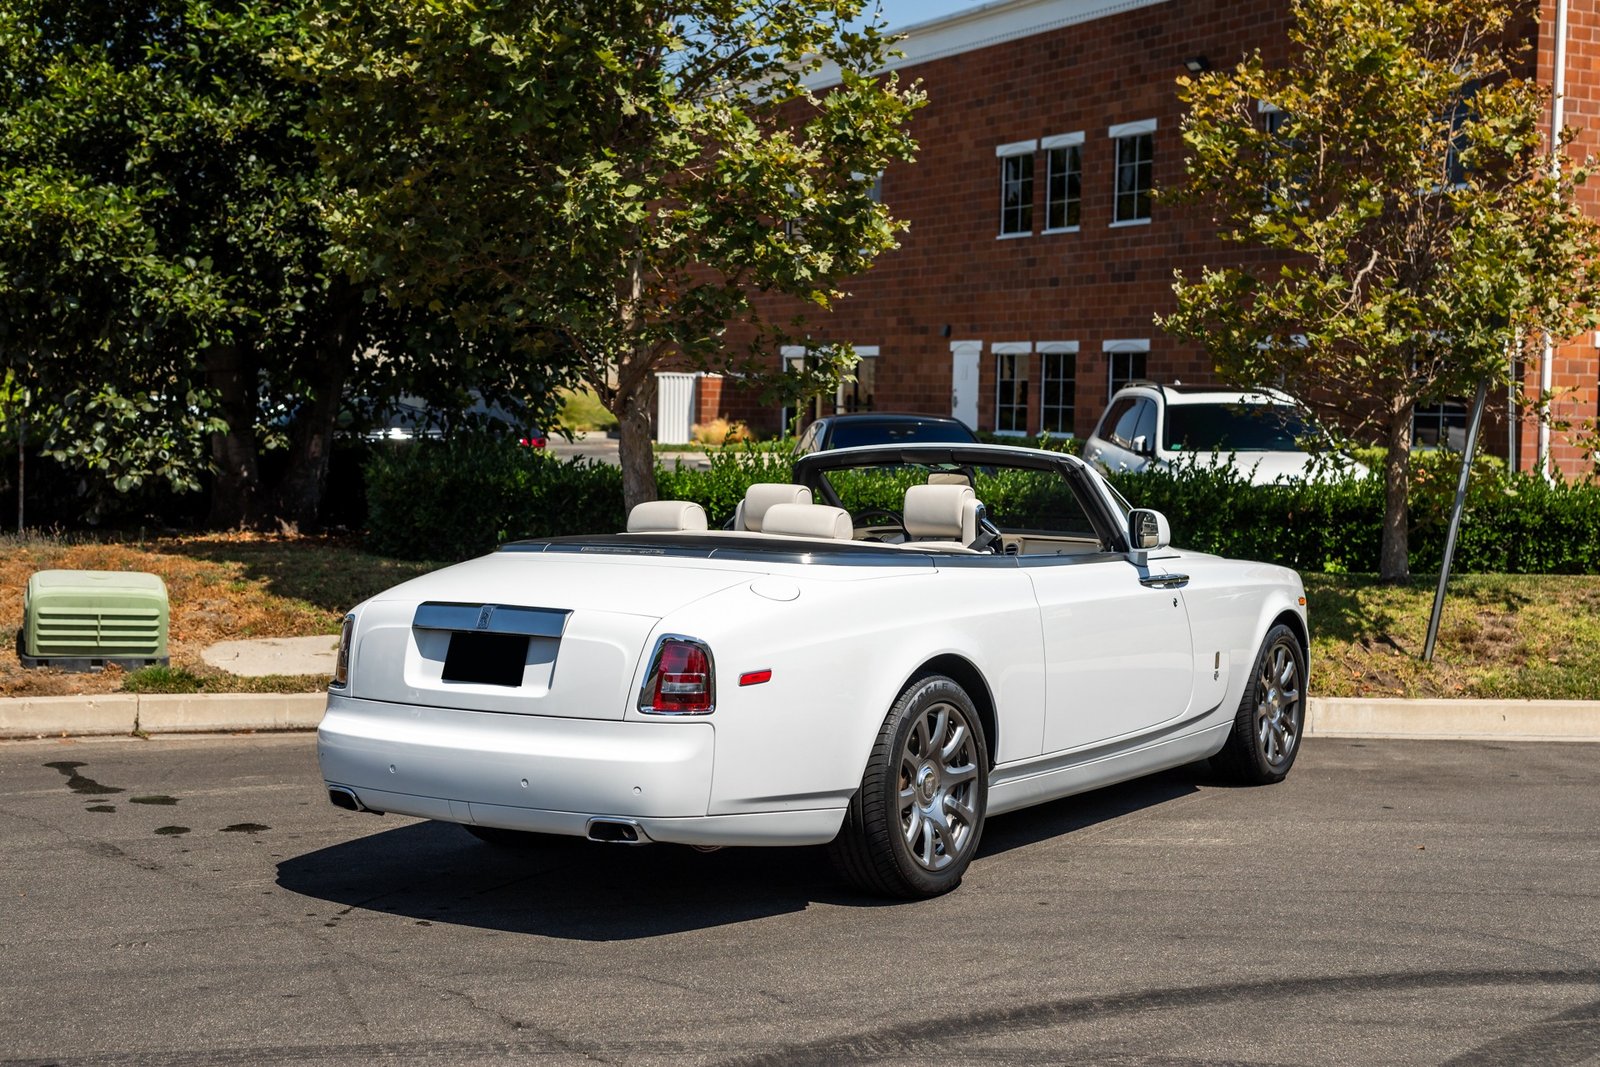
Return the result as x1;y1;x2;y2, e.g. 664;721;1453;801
0;692;325;739
1305;697;1600;742
3;692;1597;742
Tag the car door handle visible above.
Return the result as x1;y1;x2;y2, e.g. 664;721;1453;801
1140;573;1190;589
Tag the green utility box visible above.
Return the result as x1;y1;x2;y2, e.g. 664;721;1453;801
21;570;170;671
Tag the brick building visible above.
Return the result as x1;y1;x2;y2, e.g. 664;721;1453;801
706;0;1599;477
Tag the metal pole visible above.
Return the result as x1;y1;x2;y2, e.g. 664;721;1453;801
1424;379;1490;662
15;410;23;535
1538;0;1570;482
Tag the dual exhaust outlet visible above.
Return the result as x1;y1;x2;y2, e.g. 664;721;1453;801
326;788;646;844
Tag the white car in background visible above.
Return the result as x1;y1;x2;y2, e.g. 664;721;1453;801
1084;383;1365;484
319;443;1309;899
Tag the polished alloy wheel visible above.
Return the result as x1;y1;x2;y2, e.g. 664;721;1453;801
1255;637;1302;768
898;701;980;871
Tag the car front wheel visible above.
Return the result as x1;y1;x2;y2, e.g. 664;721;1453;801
1214;624;1305;785
829;674;989;899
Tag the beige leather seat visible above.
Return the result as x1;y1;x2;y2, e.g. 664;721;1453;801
760;503;854;540
900;483;980;551
734;483;813;531
626;500;709;533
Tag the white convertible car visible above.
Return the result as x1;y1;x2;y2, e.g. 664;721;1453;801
319;443;1308;898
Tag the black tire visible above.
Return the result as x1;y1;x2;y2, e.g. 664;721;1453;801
461;824;547;848
1213;623;1306;785
829;674;989;899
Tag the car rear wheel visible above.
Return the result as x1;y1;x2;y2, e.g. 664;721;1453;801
829;674;988;899
1214;624;1305;785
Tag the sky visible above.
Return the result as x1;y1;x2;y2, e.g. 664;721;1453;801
850;0;994;31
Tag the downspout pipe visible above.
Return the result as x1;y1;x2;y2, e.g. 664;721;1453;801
1539;0;1570;482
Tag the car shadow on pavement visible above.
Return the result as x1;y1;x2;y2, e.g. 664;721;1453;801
275;768;1207;941
976;764;1201;857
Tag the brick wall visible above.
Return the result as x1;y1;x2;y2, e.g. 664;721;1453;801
719;0;1598;477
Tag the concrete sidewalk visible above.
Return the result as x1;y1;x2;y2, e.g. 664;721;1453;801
1;693;1596;742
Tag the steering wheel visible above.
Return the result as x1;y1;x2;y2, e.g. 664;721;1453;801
851;507;909;543
971;506;1005;554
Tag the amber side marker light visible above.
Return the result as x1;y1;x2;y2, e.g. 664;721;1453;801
739;669;773;687
1298;596;1307;605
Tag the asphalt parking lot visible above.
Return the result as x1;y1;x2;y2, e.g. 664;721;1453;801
2;734;1597;1066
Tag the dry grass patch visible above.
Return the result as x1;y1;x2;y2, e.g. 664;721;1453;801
0;532;434;698
1305;573;1600;700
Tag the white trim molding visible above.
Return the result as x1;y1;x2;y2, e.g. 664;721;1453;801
1108;118;1158;139
1102;338;1150;352
1038;341;1080;354
995;138;1039;157
992;341;1034;354
1040;131;1085;149
807;0;1174;86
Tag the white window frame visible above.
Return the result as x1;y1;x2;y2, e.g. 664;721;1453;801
1103;338;1150;397
1037;341;1079;438
1041;132;1084;235
1109;119;1156;227
992;341;1032;436
996;139;1038;239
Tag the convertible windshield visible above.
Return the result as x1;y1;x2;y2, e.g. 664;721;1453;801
828;420;977;449
1163;403;1311;453
818;461;1101;539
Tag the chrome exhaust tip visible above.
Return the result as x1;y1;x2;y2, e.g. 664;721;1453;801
586;818;648;844
328;786;381;814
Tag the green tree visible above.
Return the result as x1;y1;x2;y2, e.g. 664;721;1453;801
299;0;922;509
1161;0;1600;580
0;1;549;529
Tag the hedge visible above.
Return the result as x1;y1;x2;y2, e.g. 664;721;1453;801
364;437;1600;573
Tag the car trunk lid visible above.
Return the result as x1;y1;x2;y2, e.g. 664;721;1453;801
348;552;761;719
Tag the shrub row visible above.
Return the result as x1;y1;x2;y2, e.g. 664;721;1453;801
363;436;1600;573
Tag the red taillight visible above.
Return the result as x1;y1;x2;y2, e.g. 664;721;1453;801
639;637;714;714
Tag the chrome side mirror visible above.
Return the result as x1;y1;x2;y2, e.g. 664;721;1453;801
1127;508;1171;565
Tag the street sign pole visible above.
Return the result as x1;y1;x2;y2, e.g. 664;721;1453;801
1423;379;1491;662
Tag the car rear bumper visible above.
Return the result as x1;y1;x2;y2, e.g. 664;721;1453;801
317;695;844;846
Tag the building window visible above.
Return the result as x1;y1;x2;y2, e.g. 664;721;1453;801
781;344;880;428
1109;119;1156;225
1260;101;1309;205
994;344;1031;433
1414;399;1468;450
1042;133;1083;232
1038;343;1077;435
1444;81;1480;189
838;346;878;413
1104;339;1149;396
996;139;1037;237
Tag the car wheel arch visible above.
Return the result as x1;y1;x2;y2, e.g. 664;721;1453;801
1271;608;1310;667
905;653;999;769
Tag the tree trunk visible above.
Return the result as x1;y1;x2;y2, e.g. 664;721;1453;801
612;250;657;515
1379;406;1413;582
615;371;657;514
205;343;262;529
271;309;357;530
272;360;347;532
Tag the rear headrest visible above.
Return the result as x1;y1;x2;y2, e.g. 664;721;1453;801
903;483;979;543
927;472;972;487
760;503;854;540
626;500;708;533
734;483;812;531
